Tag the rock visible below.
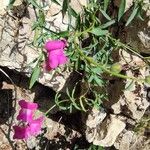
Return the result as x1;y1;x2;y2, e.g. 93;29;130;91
86;108;107;128
114;130;150;150
45;0;87;31
112;51;150;120
115;130;134;150
92;115;126;147
108;50;150;121
0;1;87;92
85;111;126;147
13;0;23;6
0;0;9;15
130;135;150;150
85;108;107;143
114;0;150;54
125;18;150;54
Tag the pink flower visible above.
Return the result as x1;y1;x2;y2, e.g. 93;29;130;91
17;109;33;122
29;116;44;136
17;100;38;122
44;40;68;70
19;100;38;110
13;100;44;140
13;126;30;140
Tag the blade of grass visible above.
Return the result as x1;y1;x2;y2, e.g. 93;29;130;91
125;6;139;26
118;0;126;21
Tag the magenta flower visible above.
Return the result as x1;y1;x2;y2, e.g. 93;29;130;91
29;116;44;136
13;126;30;140
17;100;38;122
13;100;44;140
18;100;38;110
17;108;33;122
44;39;68;70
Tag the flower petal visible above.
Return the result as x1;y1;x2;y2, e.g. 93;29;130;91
13;126;30;139
58;55;68;65
45;40;66;52
19;100;38;110
29;116;44;136
17;109;33;122
48;53;59;69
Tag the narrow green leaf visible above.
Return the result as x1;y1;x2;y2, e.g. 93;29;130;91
104;0;110;11
90;27;108;36
51;0;60;5
137;9;144;21
75;14;81;30
94;76;103;86
68;6;78;18
28;0;42;10
88;75;94;82
57;31;69;37
9;0;15;5
100;8;111;21
39;11;45;26
125;7;139;26
29;66;40;89
100;19;116;29
118;0;126;21
62;0;69;17
79;97;87;112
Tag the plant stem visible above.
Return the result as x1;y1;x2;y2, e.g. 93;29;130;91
75;45;144;82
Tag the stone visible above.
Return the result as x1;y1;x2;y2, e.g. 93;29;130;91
45;0;87;31
85;110;126;147
119;50;149;120
114;0;150;54
0;0;9;15
85;108;107;143
0;0;87;92
119;131;134;150
86;108;107;128
114;130;150;150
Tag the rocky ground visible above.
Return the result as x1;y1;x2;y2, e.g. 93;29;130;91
0;0;150;150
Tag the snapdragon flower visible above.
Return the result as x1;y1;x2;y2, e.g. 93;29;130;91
44;39;68;70
13;100;44;140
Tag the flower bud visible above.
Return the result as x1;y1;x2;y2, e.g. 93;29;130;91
110;63;122;73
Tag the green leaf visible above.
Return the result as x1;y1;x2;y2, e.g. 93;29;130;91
100;19;116;29
62;0;69;17
100;8;111;20
51;0;60;5
68;6;78;18
125;7;139;26
9;0;15;5
39;11;45;26
29;65;40;89
118;0;126;21
137;9;144;21
104;0;110;12
28;0;42;10
94;76;103;86
57;31;69;37
90;27;108;36
88;75;94;82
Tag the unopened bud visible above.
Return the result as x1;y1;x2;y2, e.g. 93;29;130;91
110;63;122;73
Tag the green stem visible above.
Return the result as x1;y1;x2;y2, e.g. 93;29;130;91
75;45;144;82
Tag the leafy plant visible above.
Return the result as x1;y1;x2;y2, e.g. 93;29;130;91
8;0;148;111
